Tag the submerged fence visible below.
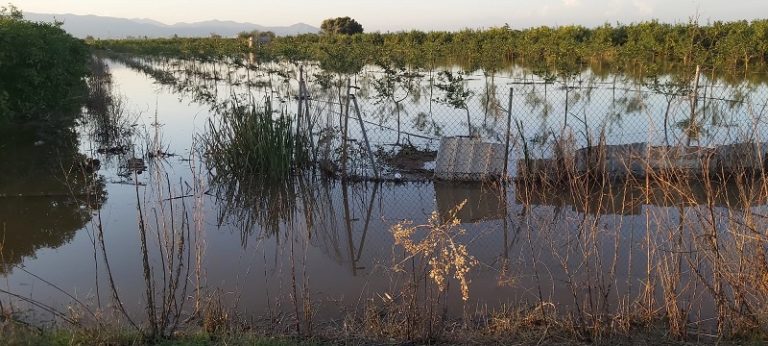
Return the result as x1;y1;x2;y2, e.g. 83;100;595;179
300;67;768;182
107;54;768;182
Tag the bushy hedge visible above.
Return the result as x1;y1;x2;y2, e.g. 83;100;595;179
0;11;89;124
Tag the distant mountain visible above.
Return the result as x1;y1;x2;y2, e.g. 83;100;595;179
23;12;319;39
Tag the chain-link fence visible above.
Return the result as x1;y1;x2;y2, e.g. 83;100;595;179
300;67;768;182
106;54;768;199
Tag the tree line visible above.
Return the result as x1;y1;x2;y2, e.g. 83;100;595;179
93;19;768;78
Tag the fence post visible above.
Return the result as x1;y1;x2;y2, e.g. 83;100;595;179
299;70;318;165
687;65;701;146
341;78;352;179
351;95;379;178
503;88;514;181
563;85;569;130
342;181;357;276
296;65;304;148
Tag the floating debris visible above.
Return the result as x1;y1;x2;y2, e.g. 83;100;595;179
147;149;176;159
118;157;147;177
126;157;146;170
381;143;437;174
97;145;129;155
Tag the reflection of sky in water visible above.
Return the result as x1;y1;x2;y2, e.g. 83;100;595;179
2;59;767;324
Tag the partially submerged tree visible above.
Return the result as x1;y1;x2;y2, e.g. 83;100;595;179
238;30;276;43
321;16;363;35
435;71;474;137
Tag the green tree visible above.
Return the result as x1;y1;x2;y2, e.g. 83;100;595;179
320;16;363;35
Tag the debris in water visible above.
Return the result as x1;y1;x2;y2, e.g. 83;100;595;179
119;157;147;177
148;149;176;159
81;158;101;173
382;144;437;172
126;157;146;170
97;145;129;155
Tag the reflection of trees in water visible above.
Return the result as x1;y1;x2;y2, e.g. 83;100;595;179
211;173;385;273
107;54;230;113
0;196;97;273
212;169;517;279
212;175;303;244
480;73;503;120
515;178;768;216
83;56;137;153
0;128;106;273
475;73;506;141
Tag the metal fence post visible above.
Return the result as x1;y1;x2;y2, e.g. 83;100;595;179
297;65;303;136
299;69;318;165
351;95;379;178
503;87;514;181
342;78;351;179
296;65;304;163
687;65;701;146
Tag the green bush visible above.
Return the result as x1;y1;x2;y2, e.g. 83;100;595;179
0;5;89;125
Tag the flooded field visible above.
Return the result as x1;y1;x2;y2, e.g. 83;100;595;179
2;56;768;339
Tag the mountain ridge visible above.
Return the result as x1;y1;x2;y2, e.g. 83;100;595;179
23;12;319;39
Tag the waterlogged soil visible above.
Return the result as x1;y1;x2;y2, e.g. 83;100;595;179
2;58;765;333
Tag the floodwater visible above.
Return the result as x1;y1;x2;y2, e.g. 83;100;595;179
1;57;767;330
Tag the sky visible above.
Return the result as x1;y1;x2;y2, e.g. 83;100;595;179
12;0;768;31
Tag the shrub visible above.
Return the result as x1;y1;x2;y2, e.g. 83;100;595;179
0;5;89;125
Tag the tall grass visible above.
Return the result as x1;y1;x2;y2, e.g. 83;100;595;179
205;98;310;183
204;97;312;241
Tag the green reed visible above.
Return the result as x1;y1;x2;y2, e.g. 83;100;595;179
205;98;310;183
